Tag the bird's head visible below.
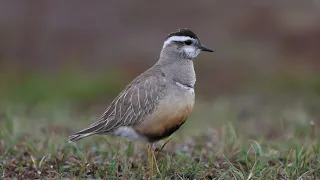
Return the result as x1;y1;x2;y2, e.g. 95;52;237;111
161;28;213;60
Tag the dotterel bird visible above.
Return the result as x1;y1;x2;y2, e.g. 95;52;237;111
68;28;213;176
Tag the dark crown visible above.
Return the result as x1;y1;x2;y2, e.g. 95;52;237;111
167;28;199;39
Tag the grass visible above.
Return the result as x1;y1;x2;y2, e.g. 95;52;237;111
0;100;319;179
0;73;319;179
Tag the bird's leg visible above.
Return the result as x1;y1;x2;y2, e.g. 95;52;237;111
152;148;161;175
148;143;154;179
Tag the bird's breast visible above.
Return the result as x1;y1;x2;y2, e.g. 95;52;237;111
134;87;195;142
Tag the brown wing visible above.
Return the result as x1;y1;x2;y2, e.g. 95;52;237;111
67;74;166;142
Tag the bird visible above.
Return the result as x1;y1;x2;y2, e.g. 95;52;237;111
67;28;213;177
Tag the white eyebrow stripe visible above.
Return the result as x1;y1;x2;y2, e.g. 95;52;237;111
163;36;195;48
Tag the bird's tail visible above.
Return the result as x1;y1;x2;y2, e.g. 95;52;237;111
67;132;95;142
67;120;105;142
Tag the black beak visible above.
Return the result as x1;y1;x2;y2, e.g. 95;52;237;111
199;45;214;52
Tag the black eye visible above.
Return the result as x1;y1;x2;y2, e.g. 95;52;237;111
184;40;192;45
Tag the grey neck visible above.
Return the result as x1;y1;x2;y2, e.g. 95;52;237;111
156;50;196;88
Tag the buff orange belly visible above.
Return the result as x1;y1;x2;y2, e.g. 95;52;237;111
134;92;194;142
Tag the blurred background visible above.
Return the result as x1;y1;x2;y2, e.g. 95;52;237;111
0;0;319;140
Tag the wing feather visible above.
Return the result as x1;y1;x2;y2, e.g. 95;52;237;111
67;75;166;142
